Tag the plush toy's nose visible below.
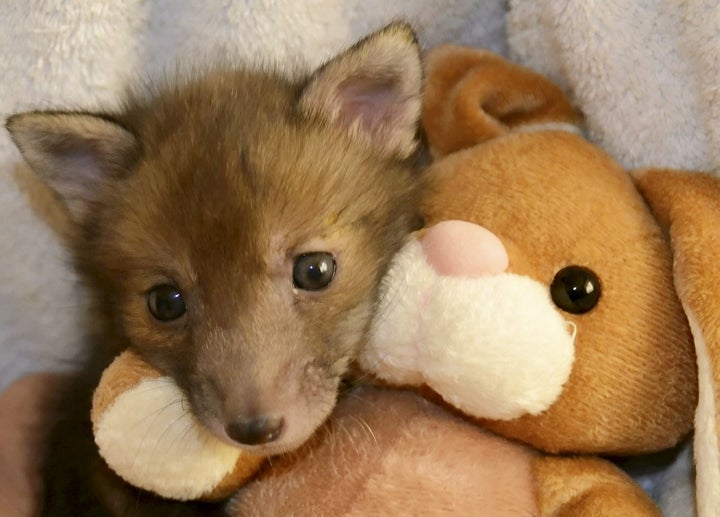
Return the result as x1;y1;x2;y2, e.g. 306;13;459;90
421;220;508;277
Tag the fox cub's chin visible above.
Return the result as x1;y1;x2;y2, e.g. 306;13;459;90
7;22;423;514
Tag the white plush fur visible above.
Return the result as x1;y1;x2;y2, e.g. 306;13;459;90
513;122;583;137
94;376;243;501
362;239;575;420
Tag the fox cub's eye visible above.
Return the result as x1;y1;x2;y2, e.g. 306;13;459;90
293;252;336;291
147;284;186;321
550;266;601;314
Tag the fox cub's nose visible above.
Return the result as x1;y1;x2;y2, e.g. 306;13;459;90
226;416;285;445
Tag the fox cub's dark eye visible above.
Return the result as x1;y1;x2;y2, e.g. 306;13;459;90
550;266;601;314
293;252;336;291
147;284;186;321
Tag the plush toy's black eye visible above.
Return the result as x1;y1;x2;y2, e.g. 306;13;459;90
550;266;601;314
147;284;186;321
293;252;336;291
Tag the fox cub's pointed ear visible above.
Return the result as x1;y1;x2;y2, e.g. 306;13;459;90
6;112;138;223
299;22;422;159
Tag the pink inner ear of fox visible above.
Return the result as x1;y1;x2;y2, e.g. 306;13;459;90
337;77;398;132
421;220;508;277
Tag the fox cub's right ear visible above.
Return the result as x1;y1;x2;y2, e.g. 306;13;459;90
299;22;422;160
6;112;138;223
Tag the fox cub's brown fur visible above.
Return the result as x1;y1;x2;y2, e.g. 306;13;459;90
7;23;423;516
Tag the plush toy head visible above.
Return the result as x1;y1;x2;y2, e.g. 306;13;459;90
361;44;698;455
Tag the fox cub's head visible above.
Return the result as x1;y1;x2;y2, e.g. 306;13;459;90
7;23;423;454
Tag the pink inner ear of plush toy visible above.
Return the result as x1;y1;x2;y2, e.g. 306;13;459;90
421;220;508;277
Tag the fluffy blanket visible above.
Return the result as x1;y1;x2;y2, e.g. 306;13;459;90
507;0;720;174
1;1;716;515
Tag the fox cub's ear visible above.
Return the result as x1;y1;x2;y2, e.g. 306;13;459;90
6;112;137;223
299;22;422;160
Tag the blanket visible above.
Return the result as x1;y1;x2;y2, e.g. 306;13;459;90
507;0;720;173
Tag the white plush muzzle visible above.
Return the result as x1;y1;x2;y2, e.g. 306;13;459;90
361;239;576;420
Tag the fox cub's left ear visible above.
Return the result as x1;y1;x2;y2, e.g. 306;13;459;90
299;22;422;160
6;112;138;223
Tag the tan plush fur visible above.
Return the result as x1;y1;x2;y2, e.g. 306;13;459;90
422;44;581;157
420;130;697;454
533;456;661;516
91;350;160;422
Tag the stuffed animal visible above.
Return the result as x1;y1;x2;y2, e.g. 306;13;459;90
357;44;712;515
356;44;704;514
91;46;716;515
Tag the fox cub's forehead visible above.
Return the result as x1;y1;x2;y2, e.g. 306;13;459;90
128;86;368;217
126;70;299;146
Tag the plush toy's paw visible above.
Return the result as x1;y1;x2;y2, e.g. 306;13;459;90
92;350;265;501
534;456;662;517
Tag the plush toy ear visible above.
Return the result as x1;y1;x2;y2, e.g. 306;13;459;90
633;169;720;517
422;45;582;158
6;112;138;224
298;22;422;159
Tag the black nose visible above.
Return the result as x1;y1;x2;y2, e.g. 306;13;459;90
225;416;284;445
